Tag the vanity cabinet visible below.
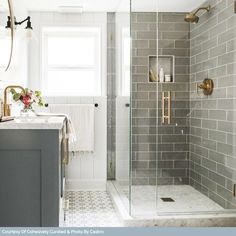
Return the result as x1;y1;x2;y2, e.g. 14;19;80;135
0;119;67;227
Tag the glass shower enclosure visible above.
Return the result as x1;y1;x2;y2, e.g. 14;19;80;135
112;0;236;218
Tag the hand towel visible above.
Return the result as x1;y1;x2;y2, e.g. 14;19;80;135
36;112;76;144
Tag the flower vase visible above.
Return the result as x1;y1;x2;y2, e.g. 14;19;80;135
20;106;35;118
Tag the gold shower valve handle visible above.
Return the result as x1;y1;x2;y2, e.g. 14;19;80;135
197;78;214;96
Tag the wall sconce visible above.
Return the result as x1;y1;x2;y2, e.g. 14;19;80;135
5;15;34;38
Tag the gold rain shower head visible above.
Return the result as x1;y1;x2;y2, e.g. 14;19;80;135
185;5;211;24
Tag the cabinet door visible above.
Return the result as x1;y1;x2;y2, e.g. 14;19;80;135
0;150;41;226
0;130;61;227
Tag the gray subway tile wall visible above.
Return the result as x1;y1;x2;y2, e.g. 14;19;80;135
131;12;158;185
157;13;190;185
189;0;236;208
107;13;116;180
131;0;236;209
131;12;190;185
158;12;190;186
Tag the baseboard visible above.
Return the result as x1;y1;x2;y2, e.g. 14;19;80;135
66;179;106;190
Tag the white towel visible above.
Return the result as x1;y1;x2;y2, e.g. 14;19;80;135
36;112;76;144
49;104;95;153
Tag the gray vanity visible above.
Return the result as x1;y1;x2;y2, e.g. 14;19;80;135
0;117;67;227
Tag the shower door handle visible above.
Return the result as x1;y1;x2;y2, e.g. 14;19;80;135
162;91;171;125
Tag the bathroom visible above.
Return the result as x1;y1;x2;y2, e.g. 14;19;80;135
0;0;236;227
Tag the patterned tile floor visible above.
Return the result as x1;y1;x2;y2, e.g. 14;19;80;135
60;191;122;227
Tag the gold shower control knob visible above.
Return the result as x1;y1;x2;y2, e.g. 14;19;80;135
197;78;214;95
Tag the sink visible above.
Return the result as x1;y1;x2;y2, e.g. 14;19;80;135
0;114;65;130
14;116;62;124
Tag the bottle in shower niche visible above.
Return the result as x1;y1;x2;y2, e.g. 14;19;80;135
159;68;165;83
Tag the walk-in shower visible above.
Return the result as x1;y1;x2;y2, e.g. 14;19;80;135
108;0;236;225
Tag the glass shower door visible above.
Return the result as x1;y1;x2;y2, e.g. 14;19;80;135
156;10;190;213
129;0;236;217
156;0;236;215
130;0;158;216
110;0;131;213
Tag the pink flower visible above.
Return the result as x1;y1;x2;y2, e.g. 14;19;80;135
22;95;31;106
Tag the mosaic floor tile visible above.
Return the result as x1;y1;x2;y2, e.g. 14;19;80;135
60;191;122;227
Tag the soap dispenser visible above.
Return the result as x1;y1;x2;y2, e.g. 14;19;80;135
159;68;165;83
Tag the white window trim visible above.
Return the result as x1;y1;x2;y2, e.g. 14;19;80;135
121;28;131;97
116;14;131;97
41;27;104;96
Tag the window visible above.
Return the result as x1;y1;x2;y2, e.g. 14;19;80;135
117;25;130;97
42;27;102;96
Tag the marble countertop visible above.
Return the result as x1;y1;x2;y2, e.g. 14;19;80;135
0;116;66;130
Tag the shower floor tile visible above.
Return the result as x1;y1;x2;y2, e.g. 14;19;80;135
114;182;223;216
60;191;122;227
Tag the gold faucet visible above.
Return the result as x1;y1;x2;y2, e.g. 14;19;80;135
3;85;25;117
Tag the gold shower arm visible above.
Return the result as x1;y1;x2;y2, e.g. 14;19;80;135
193;5;211;15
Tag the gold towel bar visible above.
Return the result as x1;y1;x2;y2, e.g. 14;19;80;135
162;91;171;125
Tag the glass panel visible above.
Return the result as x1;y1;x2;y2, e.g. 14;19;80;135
187;0;236;213
127;0;236;218
108;1;131;213
130;0;158;216
156;0;236;215
157;10;190;214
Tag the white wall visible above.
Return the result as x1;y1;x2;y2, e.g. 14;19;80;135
43;96;107;190
28;12;107;190
116;96;130;183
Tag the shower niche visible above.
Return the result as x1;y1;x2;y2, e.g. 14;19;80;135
149;55;175;83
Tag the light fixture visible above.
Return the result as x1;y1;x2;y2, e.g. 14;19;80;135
5;15;34;39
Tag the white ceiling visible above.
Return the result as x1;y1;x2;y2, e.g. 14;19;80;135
18;0;207;13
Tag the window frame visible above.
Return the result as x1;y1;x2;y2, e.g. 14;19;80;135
121;27;131;97
116;15;131;97
42;27;103;96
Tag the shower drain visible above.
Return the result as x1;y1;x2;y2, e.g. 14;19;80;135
161;197;175;202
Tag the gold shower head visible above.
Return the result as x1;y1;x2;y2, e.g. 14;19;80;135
184;5;211;24
184;13;199;23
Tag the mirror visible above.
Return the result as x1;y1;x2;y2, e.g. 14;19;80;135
0;0;14;71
